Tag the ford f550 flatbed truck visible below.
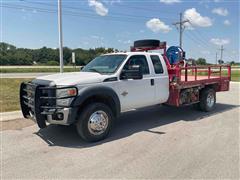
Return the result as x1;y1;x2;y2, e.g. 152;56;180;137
20;40;231;142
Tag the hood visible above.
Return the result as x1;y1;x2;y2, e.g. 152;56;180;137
35;72;110;86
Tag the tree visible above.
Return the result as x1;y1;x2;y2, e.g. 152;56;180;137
187;58;196;66
0;42;119;65
196;58;207;65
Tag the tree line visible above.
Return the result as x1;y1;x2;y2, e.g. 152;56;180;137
0;42;117;66
0;42;238;66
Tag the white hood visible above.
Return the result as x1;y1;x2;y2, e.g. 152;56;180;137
35;72;110;86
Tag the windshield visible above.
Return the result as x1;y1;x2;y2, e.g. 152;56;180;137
82;55;127;74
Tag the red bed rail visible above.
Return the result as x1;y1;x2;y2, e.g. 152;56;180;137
168;65;231;83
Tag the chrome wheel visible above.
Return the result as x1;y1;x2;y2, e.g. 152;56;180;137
88;110;109;135
207;93;215;108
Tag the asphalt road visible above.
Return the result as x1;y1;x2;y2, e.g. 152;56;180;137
1;73;53;78
1;83;239;179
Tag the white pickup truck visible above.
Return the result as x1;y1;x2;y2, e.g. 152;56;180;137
20;40;230;142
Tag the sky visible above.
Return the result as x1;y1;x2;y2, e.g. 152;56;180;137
1;0;239;63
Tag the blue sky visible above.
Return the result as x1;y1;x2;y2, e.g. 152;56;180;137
1;0;239;63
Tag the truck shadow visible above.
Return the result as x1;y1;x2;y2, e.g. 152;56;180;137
35;103;239;148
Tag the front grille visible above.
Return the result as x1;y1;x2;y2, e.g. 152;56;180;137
20;82;57;117
22;83;37;115
20;81;77;128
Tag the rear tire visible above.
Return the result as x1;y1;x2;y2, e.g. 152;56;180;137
199;88;216;112
76;103;114;142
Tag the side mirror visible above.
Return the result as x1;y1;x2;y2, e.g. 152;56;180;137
80;66;84;70
120;65;143;80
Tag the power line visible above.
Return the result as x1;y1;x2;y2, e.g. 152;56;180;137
172;13;189;48
1;3;177;24
0;4;149;24
21;0;177;21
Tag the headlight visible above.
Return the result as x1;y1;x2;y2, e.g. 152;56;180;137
56;87;78;106
56;87;77;98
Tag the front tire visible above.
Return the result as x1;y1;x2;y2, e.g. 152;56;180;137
199;88;216;112
76;103;114;142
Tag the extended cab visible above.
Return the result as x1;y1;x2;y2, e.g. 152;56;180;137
20;40;231;142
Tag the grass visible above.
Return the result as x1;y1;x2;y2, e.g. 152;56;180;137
230;70;240;81
0;67;79;73
0;78;32;112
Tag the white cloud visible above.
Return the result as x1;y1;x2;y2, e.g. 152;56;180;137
118;39;132;44
91;35;104;40
212;7;228;16
184;8;212;27
123;40;131;44
210;38;230;46
160;0;181;4
88;0;108;16
110;0;121;5
223;19;231;26
201;50;210;55
146;18;172;33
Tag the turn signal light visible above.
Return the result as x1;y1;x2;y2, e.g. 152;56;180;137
67;88;77;96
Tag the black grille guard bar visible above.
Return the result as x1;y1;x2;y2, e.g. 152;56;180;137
20;82;78;128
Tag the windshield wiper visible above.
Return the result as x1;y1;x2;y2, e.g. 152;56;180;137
89;68;102;74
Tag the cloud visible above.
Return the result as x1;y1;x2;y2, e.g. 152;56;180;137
91;35;104;40
210;38;230;46
184;8;212;27
201;50;210;55
146;18;172;33
103;0;121;5
118;39;132;44
212;7;228;16
159;0;181;4
88;0;108;16
223;19;231;26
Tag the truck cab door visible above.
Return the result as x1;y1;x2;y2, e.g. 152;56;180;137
149;55;169;103
118;55;155;111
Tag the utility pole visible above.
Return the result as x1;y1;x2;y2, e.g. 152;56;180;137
173;13;189;48
58;0;64;73
215;52;218;64
219;45;224;61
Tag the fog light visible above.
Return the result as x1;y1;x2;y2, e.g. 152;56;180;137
57;113;64;120
53;113;64;121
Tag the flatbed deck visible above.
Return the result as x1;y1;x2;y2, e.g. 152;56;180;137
166;65;231;106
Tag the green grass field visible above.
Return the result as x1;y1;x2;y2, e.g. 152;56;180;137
0;78;32;112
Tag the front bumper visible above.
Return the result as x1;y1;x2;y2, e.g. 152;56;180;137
20;82;78;128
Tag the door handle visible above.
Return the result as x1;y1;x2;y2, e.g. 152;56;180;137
150;79;154;86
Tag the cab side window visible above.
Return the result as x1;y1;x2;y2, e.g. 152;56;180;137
150;55;164;74
123;55;150;75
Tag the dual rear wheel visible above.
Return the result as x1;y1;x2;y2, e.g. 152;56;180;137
194;88;216;112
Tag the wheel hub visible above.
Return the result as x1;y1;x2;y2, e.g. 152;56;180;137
88;111;109;135
207;93;215;107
